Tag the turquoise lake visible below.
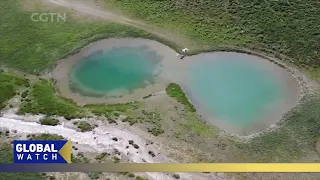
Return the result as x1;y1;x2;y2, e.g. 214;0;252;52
184;53;286;126
70;46;162;95
66;43;298;133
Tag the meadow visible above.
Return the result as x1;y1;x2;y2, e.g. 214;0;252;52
0;0;179;73
106;0;320;70
0;73;29;110
18;79;86;119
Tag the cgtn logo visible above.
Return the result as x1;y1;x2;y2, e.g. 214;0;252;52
14;140;71;163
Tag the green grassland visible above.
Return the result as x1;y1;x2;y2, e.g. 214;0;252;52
106;0;320;69
18;79;86;119
0;73;29;110
0;0;180;73
84;102;140;117
18;79;140;120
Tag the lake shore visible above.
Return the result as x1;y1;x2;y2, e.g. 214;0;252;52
52;38;180;105
52;37;311;136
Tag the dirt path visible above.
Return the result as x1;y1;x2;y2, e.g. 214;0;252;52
46;0;194;50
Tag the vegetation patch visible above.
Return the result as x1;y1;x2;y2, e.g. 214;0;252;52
112;156;121;163
84;102;140;118
20;90;29;99
128;173;135;178
166;83;195;112
0;73;29;110
135;176;148;180
71;153;90;163
73;121;93;132
87;172;102;179
108;0;320;70
39;117;59;126
0;0;180;73
28;133;64;140
95;152;110;161
141;111;165;136
178;114;214;137
122;116;139;126
18;79;85;119
148;127;164;136
165;84;214;137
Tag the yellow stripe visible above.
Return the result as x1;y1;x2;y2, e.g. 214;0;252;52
91;163;320;172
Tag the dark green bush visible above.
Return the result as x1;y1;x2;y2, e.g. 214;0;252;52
74;121;93;132
40;117;59;126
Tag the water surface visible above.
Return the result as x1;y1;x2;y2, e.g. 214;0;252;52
182;52;300;134
70;46;162;96
54;38;301;135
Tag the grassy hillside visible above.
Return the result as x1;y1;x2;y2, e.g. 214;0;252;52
18;79;140;120
2;0;319;74
107;0;320;69
18;79;85;119
0;73;29;110
0;0;175;73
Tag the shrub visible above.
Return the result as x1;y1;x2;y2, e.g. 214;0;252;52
95;152;110;161
148;127;164;136
40;117;59;126
113;156;120;163
21;90;28;98
88;172;102;179
29;134;64;140
128;173;135;178
74;121;93;132
136;176;148;180
122;116;138;125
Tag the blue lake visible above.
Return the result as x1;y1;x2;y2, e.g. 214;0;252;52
63;40;300;134
184;53;286;126
70;46;162;96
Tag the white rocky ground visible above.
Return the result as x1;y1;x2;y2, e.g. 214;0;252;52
0;109;226;180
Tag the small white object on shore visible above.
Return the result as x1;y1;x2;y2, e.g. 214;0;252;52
182;48;189;53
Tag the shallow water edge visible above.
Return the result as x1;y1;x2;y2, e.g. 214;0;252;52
51;38;311;136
